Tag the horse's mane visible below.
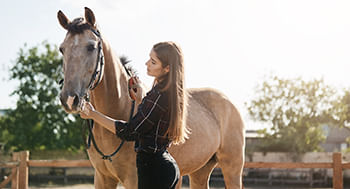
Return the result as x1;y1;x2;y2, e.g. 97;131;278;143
66;18;92;34
119;56;138;77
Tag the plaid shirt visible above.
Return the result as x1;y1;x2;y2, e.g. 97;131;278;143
115;84;170;153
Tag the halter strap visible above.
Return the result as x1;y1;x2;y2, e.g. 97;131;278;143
87;28;104;90
85;28;138;161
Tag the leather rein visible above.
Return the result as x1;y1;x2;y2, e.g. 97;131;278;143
69;28;136;162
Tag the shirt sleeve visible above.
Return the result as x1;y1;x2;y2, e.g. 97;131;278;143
115;90;167;141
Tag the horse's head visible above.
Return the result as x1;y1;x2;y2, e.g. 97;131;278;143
57;7;104;113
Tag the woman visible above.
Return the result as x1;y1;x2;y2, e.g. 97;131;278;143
80;41;189;189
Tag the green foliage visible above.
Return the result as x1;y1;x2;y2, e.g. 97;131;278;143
246;75;339;154
335;89;350;151
0;42;85;152
335;89;350;127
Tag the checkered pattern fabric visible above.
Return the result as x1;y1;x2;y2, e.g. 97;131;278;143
115;85;170;153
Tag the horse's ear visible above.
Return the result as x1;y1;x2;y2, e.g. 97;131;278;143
57;10;70;30
84;7;96;27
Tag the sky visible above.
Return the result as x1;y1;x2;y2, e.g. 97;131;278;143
1;0;350;130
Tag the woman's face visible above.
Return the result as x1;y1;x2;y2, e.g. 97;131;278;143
146;49;169;79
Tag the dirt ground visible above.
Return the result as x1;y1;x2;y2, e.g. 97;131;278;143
27;184;332;189
29;184;95;189
28;184;224;189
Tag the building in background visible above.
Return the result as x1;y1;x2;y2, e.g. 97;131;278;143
321;125;350;152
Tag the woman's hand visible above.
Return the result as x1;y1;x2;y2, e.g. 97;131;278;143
129;77;143;104
79;101;95;119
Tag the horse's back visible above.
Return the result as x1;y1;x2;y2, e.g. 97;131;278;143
188;88;244;127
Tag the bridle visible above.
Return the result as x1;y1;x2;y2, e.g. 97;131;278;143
85;28;137;162
86;28;104;91
60;28;136;162
58;28;104;96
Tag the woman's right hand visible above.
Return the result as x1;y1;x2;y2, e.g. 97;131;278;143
129;77;143;104
79;101;95;120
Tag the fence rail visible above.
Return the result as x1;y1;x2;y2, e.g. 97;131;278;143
244;162;333;169
0;151;347;189
28;160;91;168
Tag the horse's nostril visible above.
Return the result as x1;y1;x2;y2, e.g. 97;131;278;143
59;93;70;111
72;94;80;108
59;93;65;105
62;93;80;111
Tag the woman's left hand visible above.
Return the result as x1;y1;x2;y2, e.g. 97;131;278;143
79;101;95;119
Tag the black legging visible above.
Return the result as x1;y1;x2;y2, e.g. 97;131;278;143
136;150;180;189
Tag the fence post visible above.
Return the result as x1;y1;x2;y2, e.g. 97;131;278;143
18;151;29;189
333;152;343;189
11;152;19;189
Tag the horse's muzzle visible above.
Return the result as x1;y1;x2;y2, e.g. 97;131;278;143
59;92;81;113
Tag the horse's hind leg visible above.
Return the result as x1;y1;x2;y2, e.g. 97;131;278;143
217;153;244;189
215;102;245;189
188;155;218;189
216;137;244;189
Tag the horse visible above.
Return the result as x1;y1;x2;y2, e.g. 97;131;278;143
57;7;245;189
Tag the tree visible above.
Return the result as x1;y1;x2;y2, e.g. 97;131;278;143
0;42;84;152
334;89;350;151
335;89;350;128
246;75;339;154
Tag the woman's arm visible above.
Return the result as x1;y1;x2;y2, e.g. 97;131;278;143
89;110;118;134
80;87;166;138
80;101;122;134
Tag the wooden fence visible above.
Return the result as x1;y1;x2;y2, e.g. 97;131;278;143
0;151;347;189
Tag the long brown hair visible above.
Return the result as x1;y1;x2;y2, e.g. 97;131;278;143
153;41;190;144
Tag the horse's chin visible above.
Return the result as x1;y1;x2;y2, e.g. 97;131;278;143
68;110;80;114
61;105;80;114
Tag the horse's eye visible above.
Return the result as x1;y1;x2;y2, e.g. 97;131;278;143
87;44;96;52
59;47;64;54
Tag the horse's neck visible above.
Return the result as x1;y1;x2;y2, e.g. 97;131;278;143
90;40;132;121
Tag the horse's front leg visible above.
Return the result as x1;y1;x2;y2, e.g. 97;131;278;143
94;170;118;189
117;168;138;189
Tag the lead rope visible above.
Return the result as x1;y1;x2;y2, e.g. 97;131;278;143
84;74;137;161
85;28;130;162
86;99;135;162
85;59;137;162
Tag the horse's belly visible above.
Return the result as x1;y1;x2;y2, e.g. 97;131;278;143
169;100;220;175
